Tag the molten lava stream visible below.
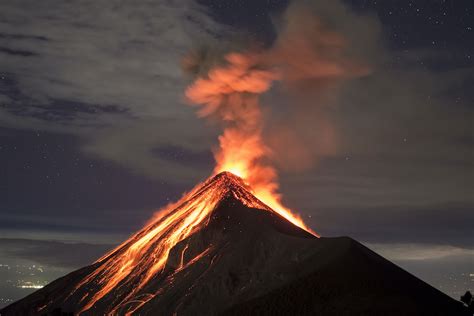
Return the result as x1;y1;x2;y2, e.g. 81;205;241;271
79;190;222;314
70;171;315;314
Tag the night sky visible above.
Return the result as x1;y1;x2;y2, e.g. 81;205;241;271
0;0;472;305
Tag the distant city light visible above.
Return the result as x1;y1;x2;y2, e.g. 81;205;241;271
15;280;48;289
17;284;44;289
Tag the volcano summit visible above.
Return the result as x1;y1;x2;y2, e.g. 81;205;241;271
1;172;469;315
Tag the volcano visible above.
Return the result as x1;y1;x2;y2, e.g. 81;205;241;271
1;172;469;315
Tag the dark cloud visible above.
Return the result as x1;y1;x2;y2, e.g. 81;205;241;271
0;46;37;57
311;204;474;248
0;238;114;268
0;32;48;41
0;0;225;182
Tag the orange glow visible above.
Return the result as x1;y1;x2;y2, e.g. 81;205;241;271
214;130;312;233
186;52;314;234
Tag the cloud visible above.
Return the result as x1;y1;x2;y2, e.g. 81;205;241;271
0;238;114;268
0;0;220;114
367;242;474;261
0;0;225;182
262;0;379;171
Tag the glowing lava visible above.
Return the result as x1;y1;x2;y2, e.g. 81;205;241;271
66;172;314;315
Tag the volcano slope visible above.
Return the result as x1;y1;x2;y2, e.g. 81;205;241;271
1;172;469;316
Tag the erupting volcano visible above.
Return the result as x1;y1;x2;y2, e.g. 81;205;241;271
2;171;469;315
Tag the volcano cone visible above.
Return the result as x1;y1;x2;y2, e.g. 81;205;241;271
1;172;469;315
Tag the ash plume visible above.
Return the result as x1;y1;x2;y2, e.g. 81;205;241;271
183;0;371;216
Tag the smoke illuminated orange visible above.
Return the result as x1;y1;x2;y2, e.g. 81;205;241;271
186;52;314;234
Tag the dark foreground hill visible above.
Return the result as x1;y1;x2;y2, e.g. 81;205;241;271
1;172;469;315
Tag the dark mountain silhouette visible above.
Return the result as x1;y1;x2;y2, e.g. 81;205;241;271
1;172;469;315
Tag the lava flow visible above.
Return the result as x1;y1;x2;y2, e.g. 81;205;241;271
64;171;314;315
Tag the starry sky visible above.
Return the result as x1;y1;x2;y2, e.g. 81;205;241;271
0;0;472;303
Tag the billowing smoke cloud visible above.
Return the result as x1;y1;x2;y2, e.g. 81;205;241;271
184;0;371;186
182;1;374;230
185;53;278;184
185;52;289;223
265;1;372;171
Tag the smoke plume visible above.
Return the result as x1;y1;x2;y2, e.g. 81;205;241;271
184;1;371;221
